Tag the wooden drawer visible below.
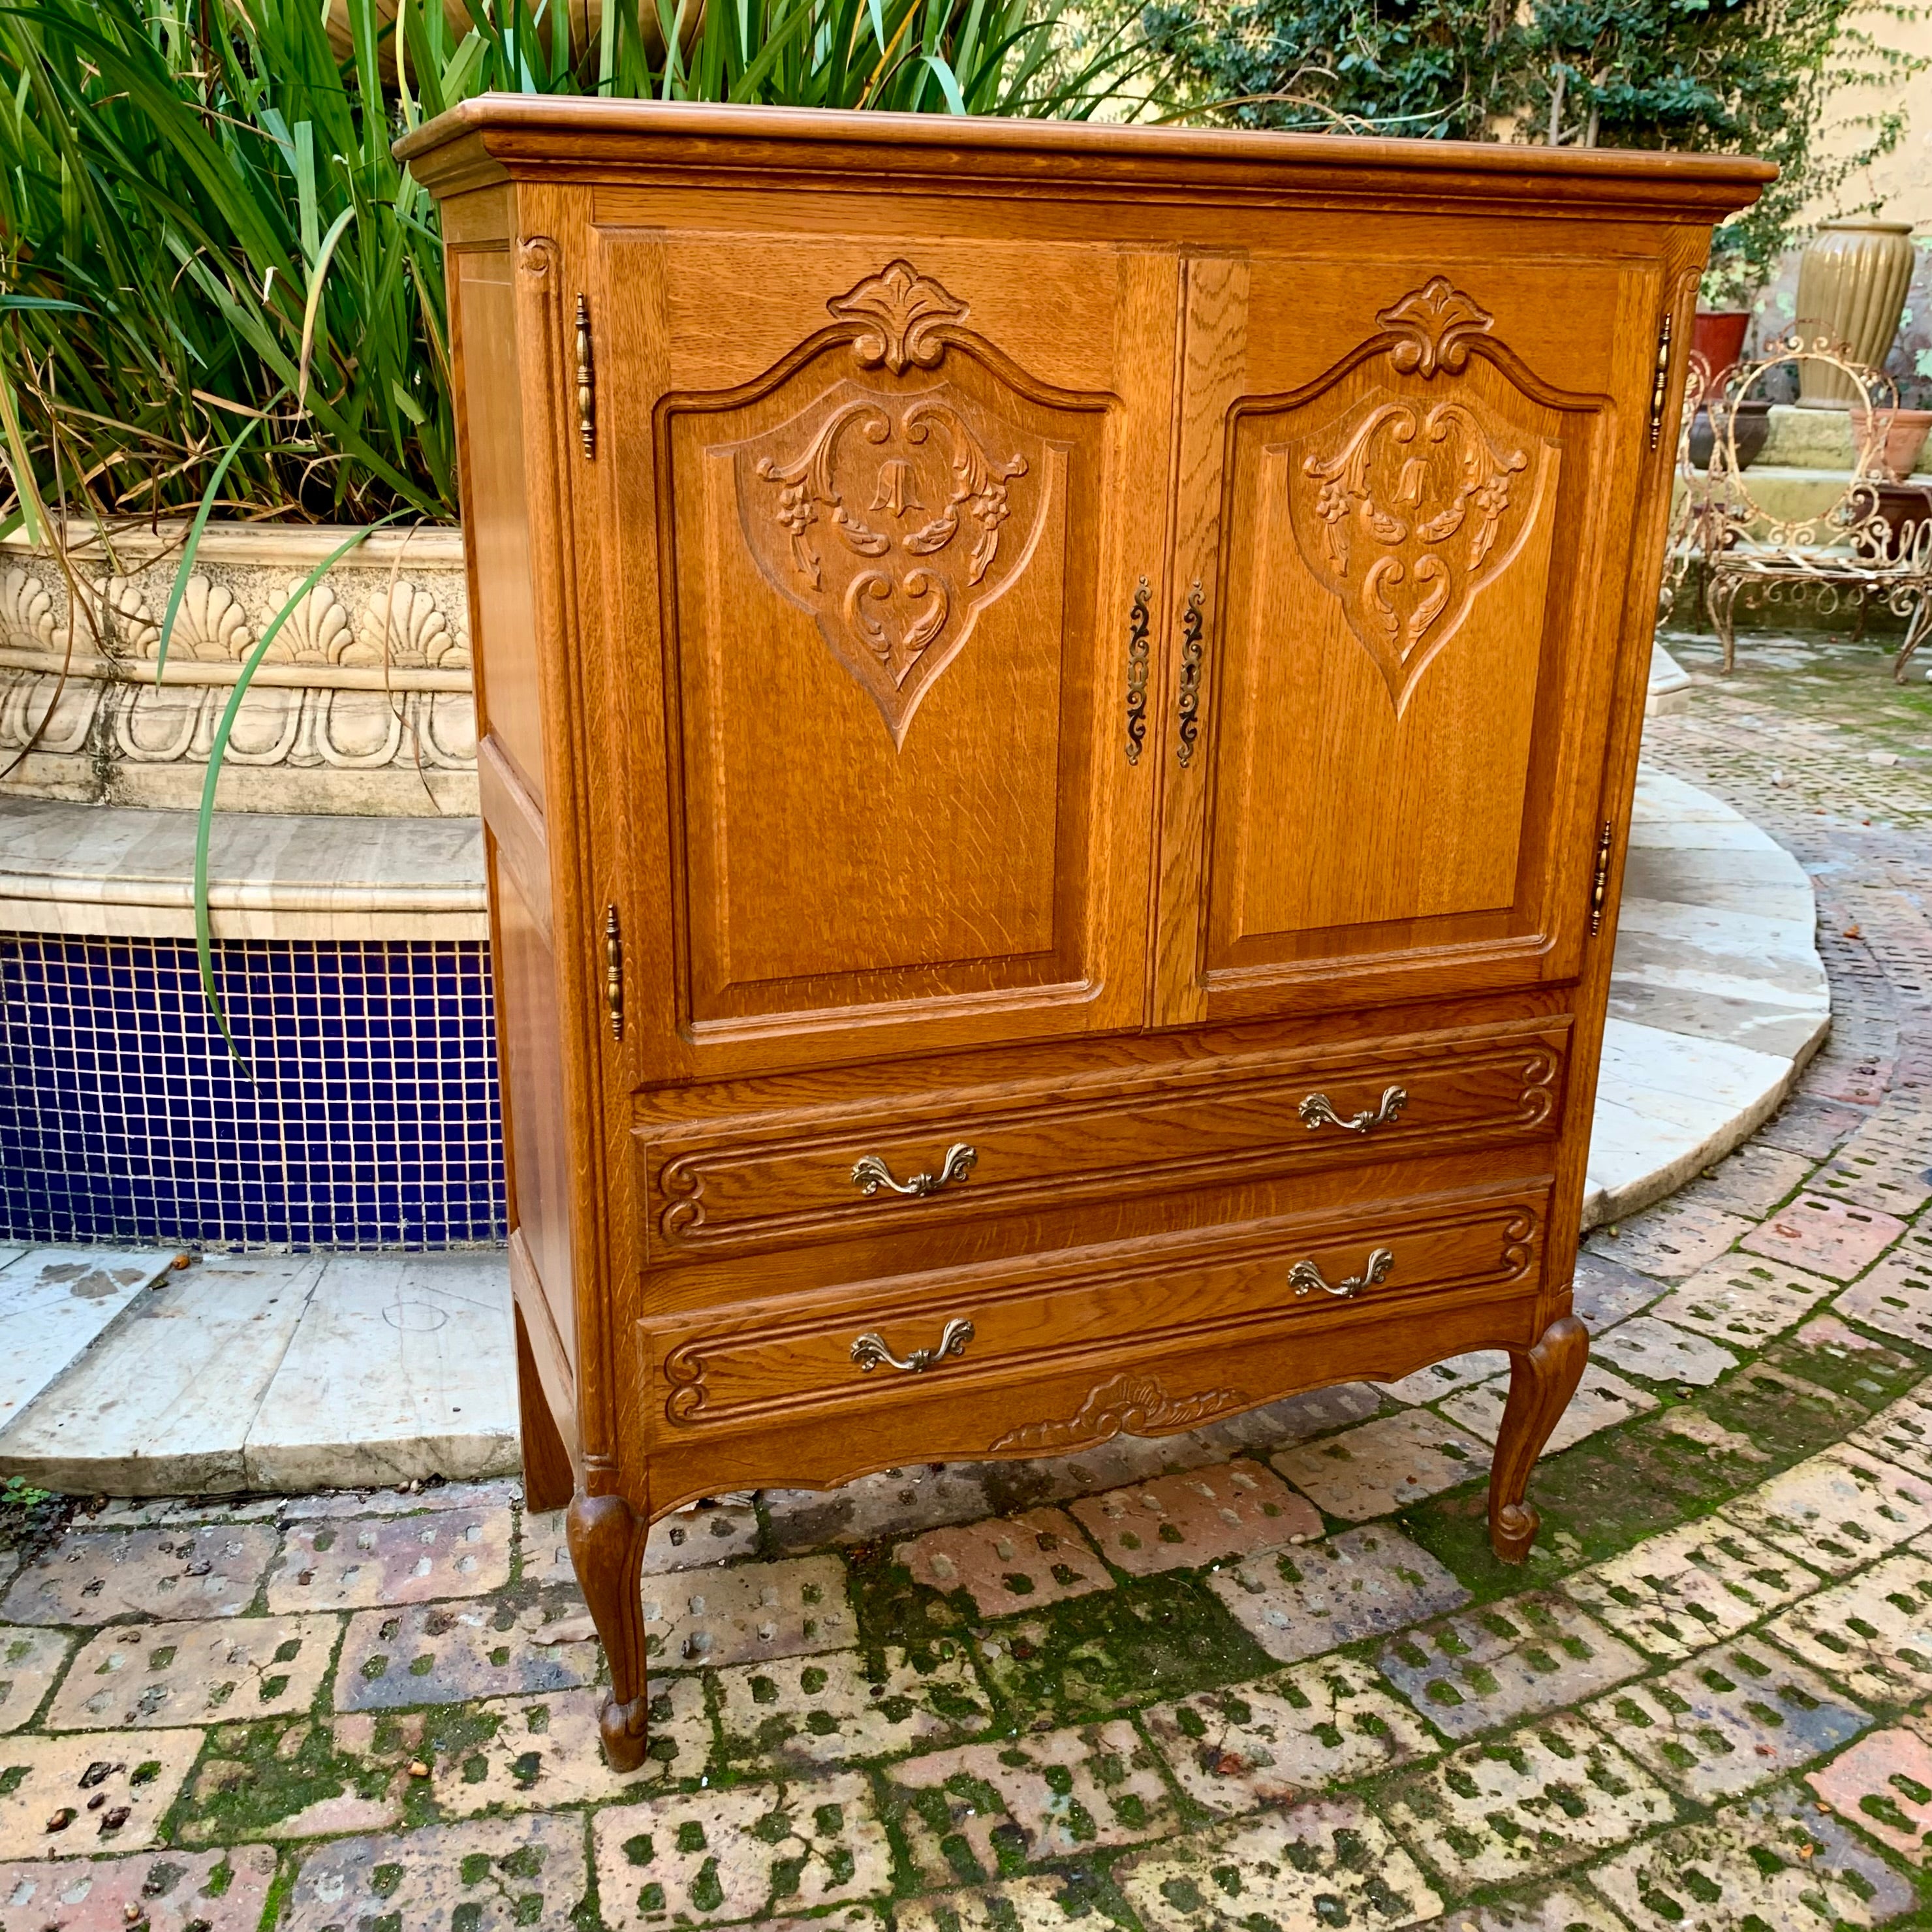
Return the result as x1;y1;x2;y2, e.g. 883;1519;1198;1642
638;1018;1566;1264
639;1177;1550;1440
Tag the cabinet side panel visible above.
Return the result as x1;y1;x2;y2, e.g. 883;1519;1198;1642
493;845;578;1368
456;248;548;807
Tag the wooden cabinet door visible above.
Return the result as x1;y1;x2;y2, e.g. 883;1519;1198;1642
1153;249;1662;1025
598;230;1174;1082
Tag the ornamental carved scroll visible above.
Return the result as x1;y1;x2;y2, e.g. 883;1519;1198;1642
1286;278;1551;712
732;262;1051;747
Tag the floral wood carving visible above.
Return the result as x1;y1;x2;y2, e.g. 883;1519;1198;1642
829;260;969;375
1377;276;1496;377
990;1373;1250;1452
736;380;1047;745
1290;393;1542;711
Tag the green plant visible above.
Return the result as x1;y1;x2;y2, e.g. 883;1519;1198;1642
0;0;1145;531
1132;0;1924;307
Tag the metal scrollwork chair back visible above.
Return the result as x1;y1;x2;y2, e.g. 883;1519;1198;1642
1666;334;1932;685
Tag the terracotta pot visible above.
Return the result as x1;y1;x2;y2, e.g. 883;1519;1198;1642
1690;309;1751;386
1794;220;1915;405
1687;397;1774;471
1850;405;1932;482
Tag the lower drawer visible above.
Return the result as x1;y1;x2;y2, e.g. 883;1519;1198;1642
639;1178;1550;1440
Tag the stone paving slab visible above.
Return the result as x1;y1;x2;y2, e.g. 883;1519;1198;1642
266;1503;512;1611
1815;1095;1932;1221
1114;1798;1444;1932
1590;1315;1738;1387
714;1645;989;1771
763;1470;994;1555
335;1599;603;1711
47;1613;339;1731
1586;1638;1870;1798
896;1511;1110;1617
415;1685;693;1811
1;1525;278;1626
1679;1140;1816;1218
594;1771;891;1927
0;1631;69;1736
0;1843;279;1931
1646;1253;1840;1349
1208;1527;1469;1665
1405;1886;1632;1932
1270;1412;1489;1519
1587;1784;1916;1931
1066;1461;1320;1576
1144;1655;1437;1815
891;1878;1085;1932
0;1249;174;1440
1835;1223;1932;1351
1740;1192;1910;1281
1382;1712;1674;1887
1761;1547;1932;1707
642;1555;857;1666
1377;1596;1645;1741
888;1719;1177;1882
1562;1519;1822;1661
1808;1722;1932;1864
1721;1445;1932;1574
1587;1196;1758;1281
0;1730;201;1860
1441;1363;1656;1453
283;1811;588;1931
1570;1254;1667;1332
1375;1352;1510;1405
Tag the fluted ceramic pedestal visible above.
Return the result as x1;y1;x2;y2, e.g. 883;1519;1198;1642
1795;219;1914;405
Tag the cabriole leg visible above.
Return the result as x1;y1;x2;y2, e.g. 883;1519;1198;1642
567;1491;651;1770
1488;1314;1588;1565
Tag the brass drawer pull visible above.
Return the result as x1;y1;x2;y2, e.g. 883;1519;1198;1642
1299;1085;1407;1136
851;1143;977;1198
852;1318;974;1373
1291;1247;1394;1300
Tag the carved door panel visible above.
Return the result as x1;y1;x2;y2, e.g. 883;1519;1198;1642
600;238;1175;1080
1154;255;1657;1025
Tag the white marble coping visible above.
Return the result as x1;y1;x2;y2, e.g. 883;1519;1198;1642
1583;764;1828;1227
0;798;486;941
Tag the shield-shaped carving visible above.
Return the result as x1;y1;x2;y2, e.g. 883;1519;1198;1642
1287;390;1542;711
732;378;1050;746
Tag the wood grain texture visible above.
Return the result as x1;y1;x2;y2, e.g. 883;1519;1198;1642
405;104;1766;1761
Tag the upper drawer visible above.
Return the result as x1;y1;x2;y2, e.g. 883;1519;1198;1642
638;1017;1568;1263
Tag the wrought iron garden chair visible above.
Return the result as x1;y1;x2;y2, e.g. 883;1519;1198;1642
1673;335;1932;683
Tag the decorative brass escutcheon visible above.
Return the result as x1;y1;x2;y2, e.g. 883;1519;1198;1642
1299;1085;1407;1135
851;1143;978;1198
1176;582;1205;767
1125;577;1152;764
1290;1247;1395;1300
851;1317;975;1373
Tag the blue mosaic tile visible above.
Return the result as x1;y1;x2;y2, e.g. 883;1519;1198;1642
0;935;506;1250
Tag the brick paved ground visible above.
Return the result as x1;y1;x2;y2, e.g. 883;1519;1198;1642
1;626;1930;1930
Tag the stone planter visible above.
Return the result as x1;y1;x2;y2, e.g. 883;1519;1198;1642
0;522;475;817
1794;220;1916;405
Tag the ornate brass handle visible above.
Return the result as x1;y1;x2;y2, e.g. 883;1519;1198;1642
1125;577;1151;765
851;1143;977;1198
851;1318;974;1373
1300;1086;1407;1136
1290;1247;1394;1300
1176;582;1205;767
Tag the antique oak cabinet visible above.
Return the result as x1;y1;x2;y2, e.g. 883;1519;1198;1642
398;99;1769;1766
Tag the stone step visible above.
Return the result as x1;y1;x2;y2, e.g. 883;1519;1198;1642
0;1249;516;1497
